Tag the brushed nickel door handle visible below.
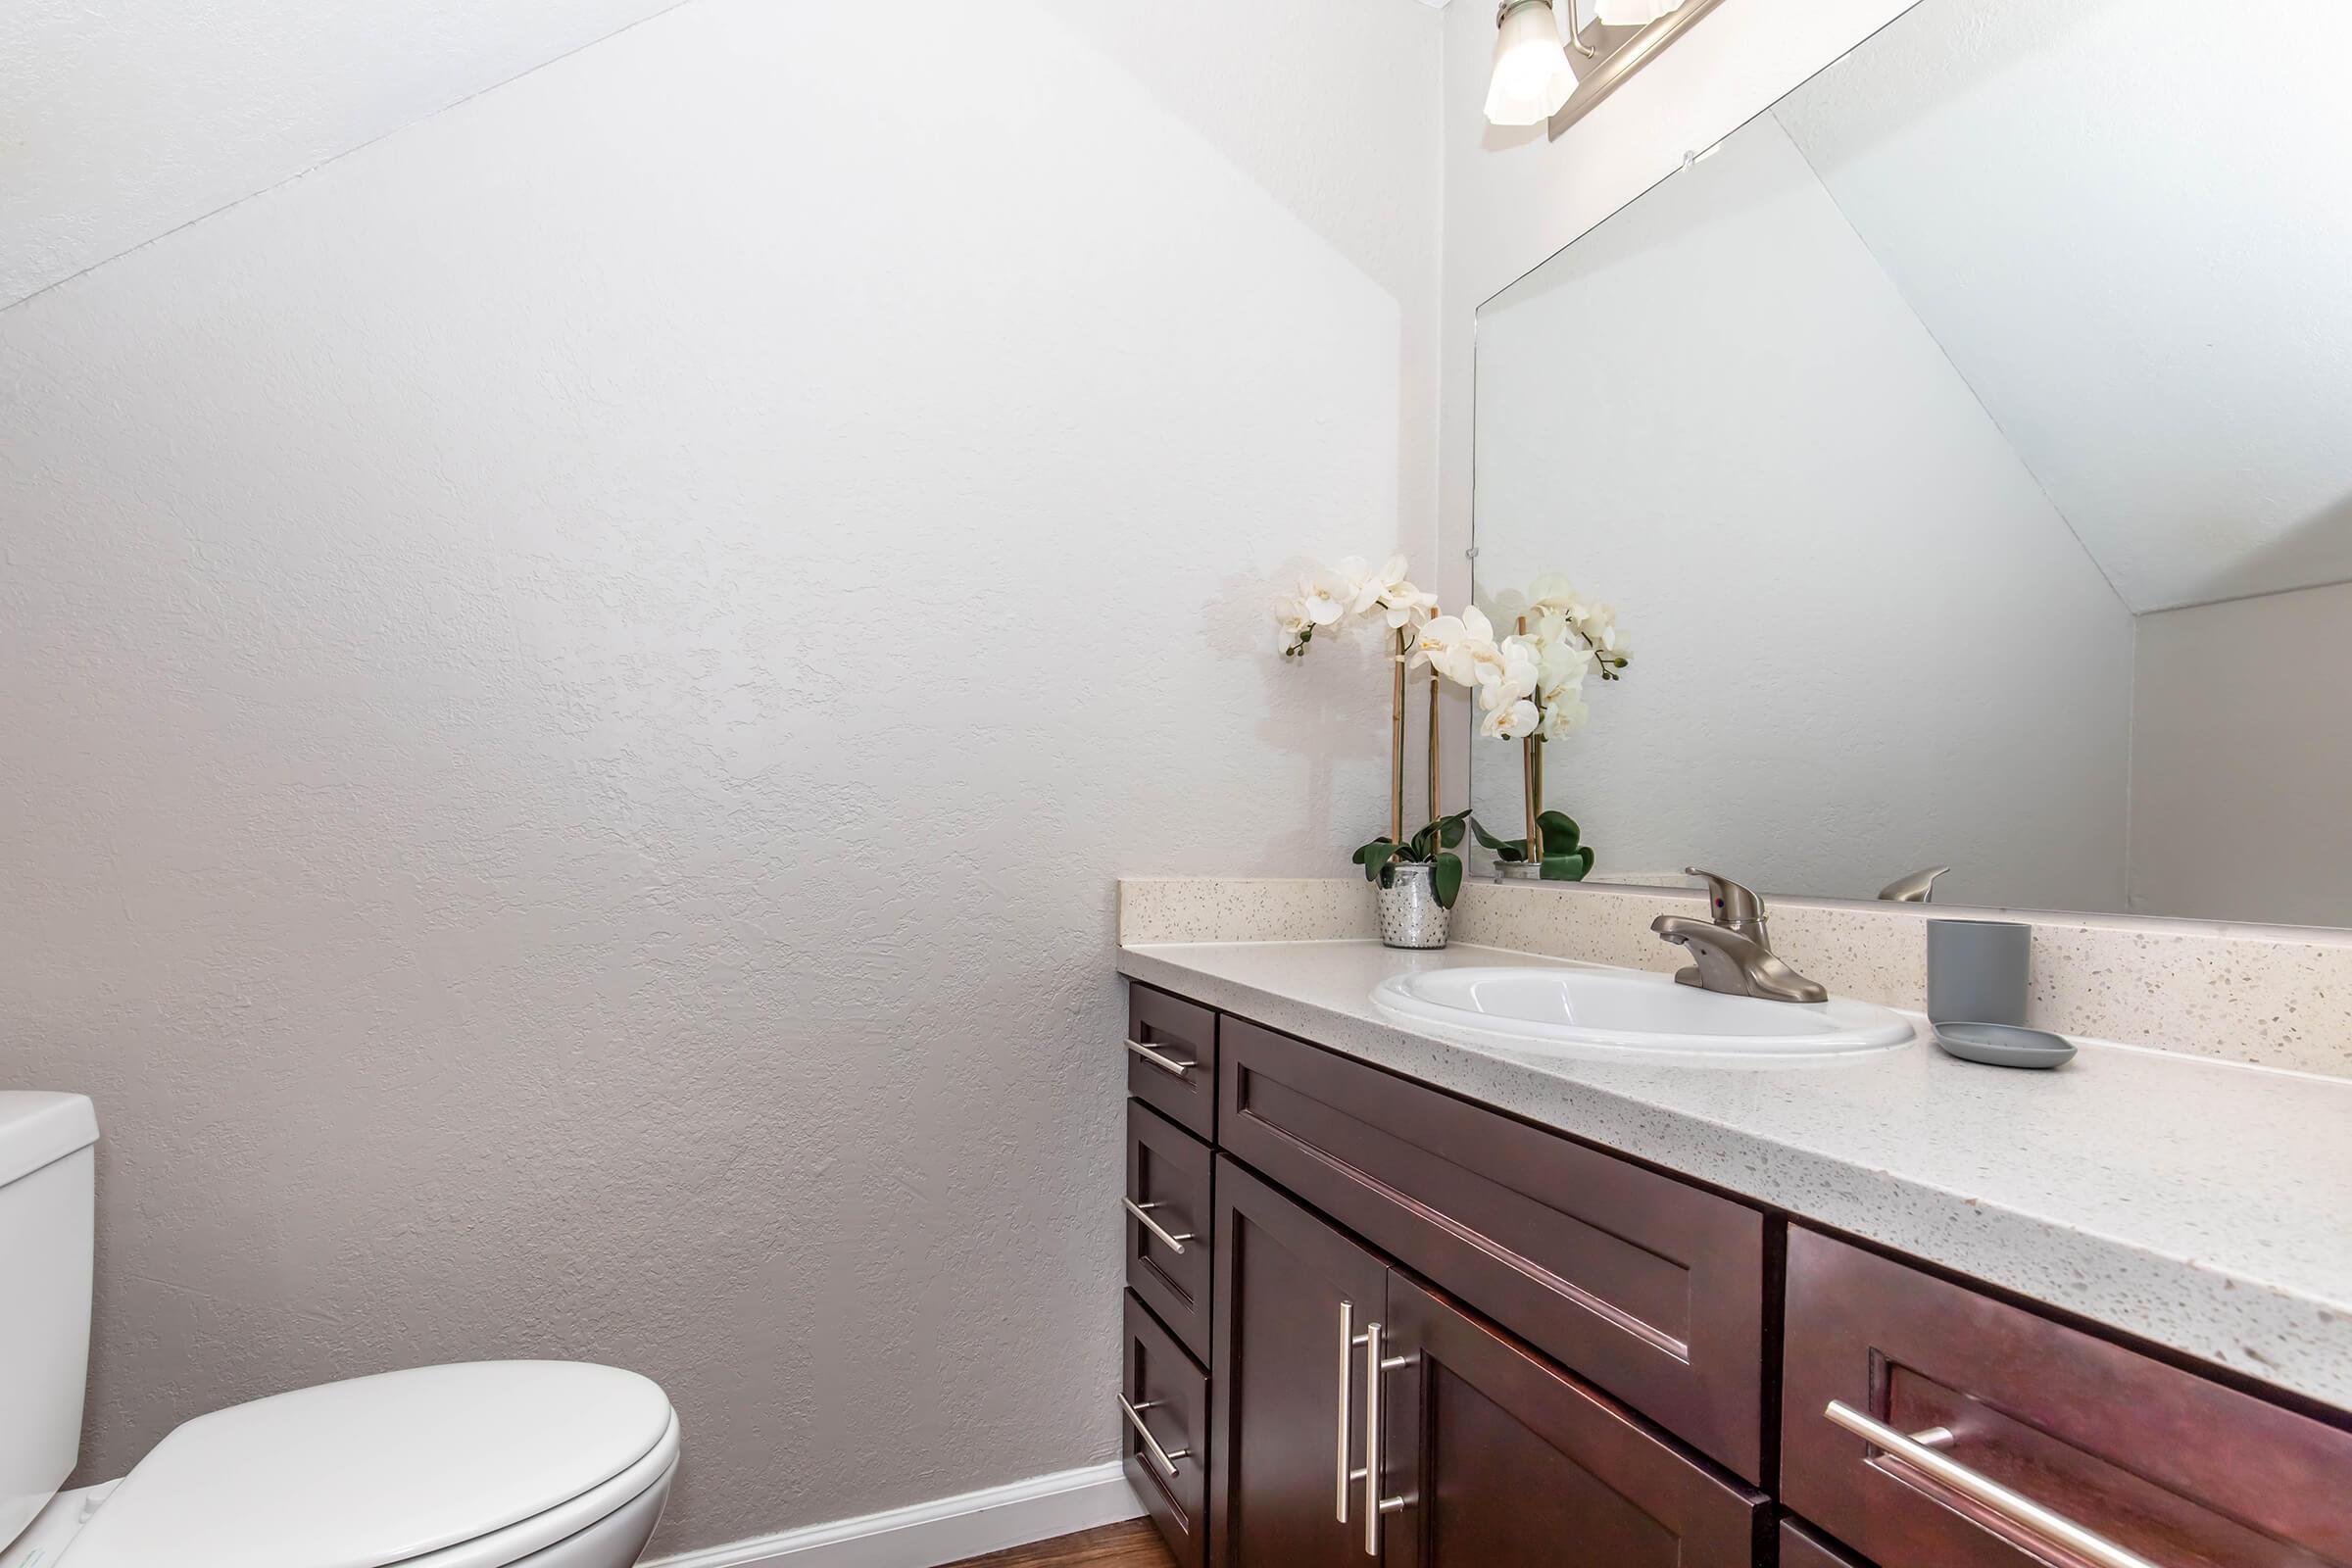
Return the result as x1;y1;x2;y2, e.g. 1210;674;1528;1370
1125;1038;1199;1078
1123;1199;1194;1255
1336;1300;1355;1523
1361;1321;1415;1555
1824;1401;2161;1568
1119;1394;1192;1479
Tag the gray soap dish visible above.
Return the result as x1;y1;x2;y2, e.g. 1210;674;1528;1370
1932;1021;2077;1070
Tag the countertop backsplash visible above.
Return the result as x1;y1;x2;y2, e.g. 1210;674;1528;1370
1118;876;2352;1079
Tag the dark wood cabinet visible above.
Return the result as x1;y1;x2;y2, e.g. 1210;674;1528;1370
1205;1156;1765;1568
1127;1100;1214;1361
1119;980;2351;1568
1207;1156;1388;1568
1378;1271;1767;1568
1217;1013;1769;1481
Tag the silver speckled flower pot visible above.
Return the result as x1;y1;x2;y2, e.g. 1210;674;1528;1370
1378;861;1451;950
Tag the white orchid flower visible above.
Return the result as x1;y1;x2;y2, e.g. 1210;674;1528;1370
1536;634;1594;701
1298;567;1352;628
1575;602;1629;658
1378;577;1440;629
1480;697;1541;741
1483;635;1543;710
1527;573;1586;616
1537;691;1591;740
1320;555;1381;617
1412;608;1497;685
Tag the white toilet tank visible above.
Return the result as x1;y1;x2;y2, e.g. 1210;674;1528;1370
0;1093;100;1554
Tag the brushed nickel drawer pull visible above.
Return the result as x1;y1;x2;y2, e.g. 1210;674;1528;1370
1123;1199;1194;1255
1361;1321;1415;1555
1125;1038;1199;1078
1119;1394;1191;1478
1824;1401;2162;1568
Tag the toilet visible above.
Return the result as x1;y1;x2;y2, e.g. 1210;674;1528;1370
1;1092;681;1568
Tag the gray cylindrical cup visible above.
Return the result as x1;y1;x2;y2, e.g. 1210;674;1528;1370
1927;919;2031;1026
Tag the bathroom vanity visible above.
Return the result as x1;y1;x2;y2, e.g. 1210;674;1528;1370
1110;942;2352;1568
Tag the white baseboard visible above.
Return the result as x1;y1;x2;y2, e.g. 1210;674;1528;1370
645;1461;1146;1568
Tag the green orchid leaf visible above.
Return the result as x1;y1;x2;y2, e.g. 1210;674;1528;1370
1468;816;1528;860
1538;846;1595;881
1536;810;1583;853
1433;851;1464;909
1440;815;1467;850
1358;841;1403;883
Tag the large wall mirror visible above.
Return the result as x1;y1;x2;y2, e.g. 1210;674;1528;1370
1471;0;2352;930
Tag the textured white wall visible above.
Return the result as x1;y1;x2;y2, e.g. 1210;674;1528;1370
2130;582;2352;927
0;0;686;310
1472;116;2133;909
0;0;1442;1554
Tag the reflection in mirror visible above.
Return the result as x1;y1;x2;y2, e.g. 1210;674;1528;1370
1471;0;2352;929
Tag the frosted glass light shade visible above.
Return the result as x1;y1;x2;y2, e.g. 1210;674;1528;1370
1486;0;1576;126
1594;0;1686;24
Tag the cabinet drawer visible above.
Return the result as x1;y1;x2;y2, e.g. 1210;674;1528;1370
1784;1226;2352;1568
1127;1100;1213;1361
1216;1015;1768;1481
1124;1290;1209;1568
1128;984;1217;1141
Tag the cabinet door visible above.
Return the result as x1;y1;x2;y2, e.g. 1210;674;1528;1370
1218;1015;1767;1480
1210;1156;1390;1568
1376;1271;1768;1568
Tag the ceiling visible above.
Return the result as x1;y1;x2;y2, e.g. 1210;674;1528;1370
1775;0;2352;613
0;0;683;311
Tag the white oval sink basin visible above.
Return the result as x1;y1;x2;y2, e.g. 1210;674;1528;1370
1371;965;1915;1063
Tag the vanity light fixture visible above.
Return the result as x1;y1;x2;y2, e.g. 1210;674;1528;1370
1486;0;1583;127
1593;0;1685;24
1486;0;1728;131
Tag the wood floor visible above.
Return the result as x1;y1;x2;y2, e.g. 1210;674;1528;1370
942;1518;1176;1568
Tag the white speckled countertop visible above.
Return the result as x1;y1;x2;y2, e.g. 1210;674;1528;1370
1117;938;2352;1410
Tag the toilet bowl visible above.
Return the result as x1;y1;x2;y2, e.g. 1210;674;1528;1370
0;1094;680;1568
17;1361;680;1568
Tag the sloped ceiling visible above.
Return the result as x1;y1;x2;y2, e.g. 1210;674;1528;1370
0;0;683;312
1775;0;2352;612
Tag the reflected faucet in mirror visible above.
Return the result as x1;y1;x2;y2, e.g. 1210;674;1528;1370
1878;866;1951;904
1652;869;1828;1004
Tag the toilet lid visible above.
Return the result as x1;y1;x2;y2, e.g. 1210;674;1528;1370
56;1361;674;1568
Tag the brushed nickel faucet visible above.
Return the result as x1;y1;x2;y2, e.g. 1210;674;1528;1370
1878;865;1951;903
1650;868;1829;1004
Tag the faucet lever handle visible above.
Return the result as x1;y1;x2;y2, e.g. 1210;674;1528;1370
1878;865;1951;904
1684;867;1765;932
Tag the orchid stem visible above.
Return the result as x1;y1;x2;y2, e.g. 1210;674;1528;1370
1390;628;1407;846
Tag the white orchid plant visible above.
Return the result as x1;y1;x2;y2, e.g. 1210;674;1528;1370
1271;556;1467;907
1271;559;1632;898
1413;573;1632;880
1413;574;1629;744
